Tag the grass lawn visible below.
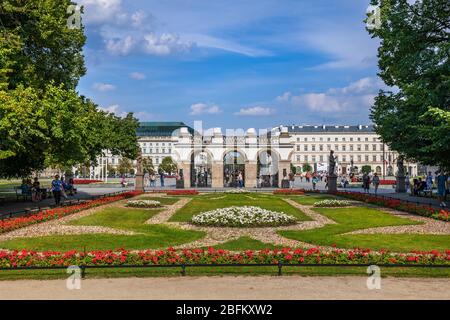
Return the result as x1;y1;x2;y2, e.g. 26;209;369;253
0;207;205;251
211;236;281;250
279;207;450;252
169;193;312;222
286;194;339;205
135;196;180;205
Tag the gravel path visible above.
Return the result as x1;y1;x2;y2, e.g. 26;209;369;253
0;201;136;242
1;276;448;300
145;198;192;224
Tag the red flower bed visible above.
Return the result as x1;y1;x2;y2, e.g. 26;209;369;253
166;190;199;195
72;179;103;185
0;191;142;234
1;247;448;268
273;189;305;195
379;180;396;185
336;191;449;222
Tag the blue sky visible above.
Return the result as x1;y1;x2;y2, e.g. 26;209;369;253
76;0;386;129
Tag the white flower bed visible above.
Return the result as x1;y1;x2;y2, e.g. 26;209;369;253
225;189;250;194
191;206;296;227
126;200;161;208
314;199;351;207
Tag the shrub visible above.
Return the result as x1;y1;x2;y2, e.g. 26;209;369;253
126;200;161;208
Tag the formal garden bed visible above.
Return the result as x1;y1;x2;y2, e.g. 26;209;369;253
314;200;352;207
336;191;449;221
126;200;162;208
191;206;297;227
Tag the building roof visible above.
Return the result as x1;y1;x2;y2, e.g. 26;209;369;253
137;122;194;137
285;125;375;133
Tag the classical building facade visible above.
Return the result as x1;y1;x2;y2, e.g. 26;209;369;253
88;122;418;185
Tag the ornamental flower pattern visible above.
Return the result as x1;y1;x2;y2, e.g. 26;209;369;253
314;200;352;207
126;200;161;208
191;206;297;227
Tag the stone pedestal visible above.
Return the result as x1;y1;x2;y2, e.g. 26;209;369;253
212;163;223;188
278;161;291;188
327;175;337;193
245;162;257;188
396;175;406;193
180;163;191;189
135;173;144;192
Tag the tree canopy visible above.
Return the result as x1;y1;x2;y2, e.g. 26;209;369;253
0;0;139;178
367;0;450;170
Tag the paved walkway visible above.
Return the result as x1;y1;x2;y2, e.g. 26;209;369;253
0;276;448;300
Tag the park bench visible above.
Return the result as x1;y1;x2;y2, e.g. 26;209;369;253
418;189;433;198
14;186;32;201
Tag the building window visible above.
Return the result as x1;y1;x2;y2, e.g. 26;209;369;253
334;144;339;151
365;144;369;151
304;155;308;162
327;144;331;151
327;137;331;142
335;137;338;142
297;137;300;142
296;155;300;162
304;145;308;151
342;155;346;162
319;145;323;151
350;145;354;151
365;155;369;162
365;138;369;142
373;155;377;162
342;145;346;151
358;155;362;162
319;155;323;162
304;137;308;142
312;145;316;151
357;145;361;151
296;145;300;151
372;144;377;151
350;137;354;142
312;155;316;163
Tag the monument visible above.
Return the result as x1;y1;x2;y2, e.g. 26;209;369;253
395;156;406;193
135;152;144;192
327;150;338;193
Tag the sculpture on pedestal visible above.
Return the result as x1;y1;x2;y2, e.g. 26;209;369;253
135;152;144;191
395;155;406;193
327;150;338;193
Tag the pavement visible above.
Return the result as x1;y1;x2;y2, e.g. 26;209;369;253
0;276;449;300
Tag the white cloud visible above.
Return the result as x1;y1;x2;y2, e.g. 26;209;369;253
144;33;194;56
131;10;147;27
78;0;124;25
93;82;116;92
189;103;222;115
234;106;275;116
130;72;146;80
99;104;154;120
278;77;387;114
103;34;136;56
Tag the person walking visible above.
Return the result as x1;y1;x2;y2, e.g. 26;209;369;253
51;175;63;206
312;175;319;191
288;171;295;189
426;172;433;190
436;171;447;208
158;168;165;187
372;173;380;195
150;173;156;188
362;173;371;194
238;172;244;188
405;173;410;192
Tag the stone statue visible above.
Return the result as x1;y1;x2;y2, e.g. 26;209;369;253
329;150;337;176
135;151;144;191
396;156;405;177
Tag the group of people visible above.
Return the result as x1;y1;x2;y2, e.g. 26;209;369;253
412;171;449;208
224;170;244;188
361;172;381;195
50;175;77;205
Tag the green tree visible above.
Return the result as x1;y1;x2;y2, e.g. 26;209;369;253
142;157;155;175
302;163;312;173
159;157;177;175
290;163;297;174
361;165;372;175
367;0;450;170
117;158;133;176
0;1;139;178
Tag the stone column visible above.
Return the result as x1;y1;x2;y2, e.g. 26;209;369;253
278;160;291;188
181;162;191;189
212;162;224;188
245;161;257;188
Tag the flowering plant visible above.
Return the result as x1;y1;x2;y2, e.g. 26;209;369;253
72;179;103;185
273;189;305;195
126;200;161;208
166;190;199;196
225;189;250;194
314;199;352;207
0;191;142;234
1;247;448;268
191;206;297;227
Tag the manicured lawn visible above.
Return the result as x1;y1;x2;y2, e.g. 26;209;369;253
286;194;339;205
0;207;205;251
211;237;280;250
135;196;180;205
169;193;311;222
279;207;450;252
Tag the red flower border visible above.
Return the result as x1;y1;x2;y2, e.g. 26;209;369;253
0;191;142;234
